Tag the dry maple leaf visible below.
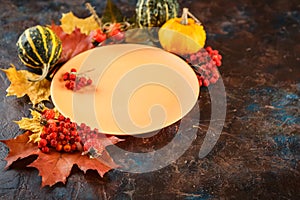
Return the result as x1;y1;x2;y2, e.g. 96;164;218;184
15;109;41;133
2;65;51;105
31;133;122;187
28;150;118;187
15;109;43;143
82;134;124;168
1;131;39;167
1;129;122;187
84;134;123;155
101;0;123;24
15;107;61;143
50;23;95;63
60;12;99;35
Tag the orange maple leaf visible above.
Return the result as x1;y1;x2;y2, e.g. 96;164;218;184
1;131;122;187
50;23;95;63
1;131;39;167
28;150;118;187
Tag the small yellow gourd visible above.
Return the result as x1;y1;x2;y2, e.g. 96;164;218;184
158;8;206;55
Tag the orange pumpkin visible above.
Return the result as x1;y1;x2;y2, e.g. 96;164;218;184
158;8;206;55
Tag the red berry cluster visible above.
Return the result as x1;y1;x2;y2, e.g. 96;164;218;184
205;46;222;67
38;109;114;154
93;29;107;44
185;46;222;87
77;123;102;152
62;68;92;91
92;23;126;45
38;109;81;153
107;23;126;41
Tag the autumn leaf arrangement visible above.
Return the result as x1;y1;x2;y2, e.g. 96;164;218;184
1;0;223;187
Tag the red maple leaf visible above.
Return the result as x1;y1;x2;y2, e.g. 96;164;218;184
1;131;122;187
83;134;123;154
50;23;95;63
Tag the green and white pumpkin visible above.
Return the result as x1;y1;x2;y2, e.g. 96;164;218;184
136;0;179;28
16;25;62;81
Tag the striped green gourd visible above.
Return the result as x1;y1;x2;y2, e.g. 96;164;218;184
136;0;179;28
16;25;62;81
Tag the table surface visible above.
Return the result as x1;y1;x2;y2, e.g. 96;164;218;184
0;0;299;199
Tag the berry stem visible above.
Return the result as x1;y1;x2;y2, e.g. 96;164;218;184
76;68;95;75
119;21;131;31
85;3;102;28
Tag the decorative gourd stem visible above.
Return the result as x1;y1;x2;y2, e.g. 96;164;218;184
85;3;102;28
28;64;50;82
180;8;189;25
180;8;202;25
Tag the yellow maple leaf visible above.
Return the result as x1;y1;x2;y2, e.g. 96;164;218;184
15;110;43;143
2;65;51;105
14;107;61;143
60;12;99;35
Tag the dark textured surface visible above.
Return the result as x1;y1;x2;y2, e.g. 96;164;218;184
0;0;300;199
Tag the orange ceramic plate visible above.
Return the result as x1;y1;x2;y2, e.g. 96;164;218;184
51;44;199;135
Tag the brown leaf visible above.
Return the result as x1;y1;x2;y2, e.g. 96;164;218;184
2;107;122;187
1;131;39;167
102;0;123;23
77;150;119;175
28;151;75;187
2;66;51;105
28;150;118;187
60;12;99;35
2;132;120;187
29;133;123;187
50;23;95;63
